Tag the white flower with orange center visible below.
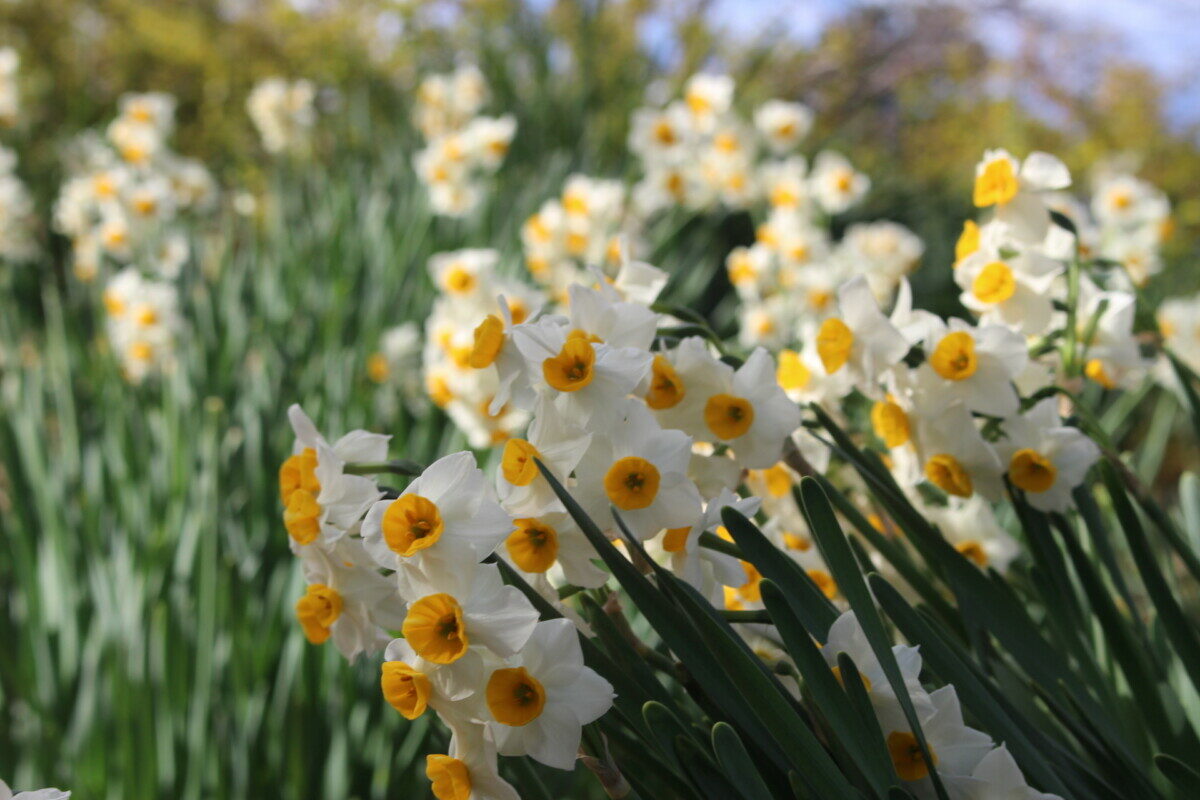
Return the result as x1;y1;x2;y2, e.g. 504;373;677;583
758;156;811;212
504;509;607;589
423;720;520;800
917;318;1027;418
682;73;734;132
574;399;701;540
918;495;1020;574
955;226;1061;336
280;404;388;549
496;397;591;519
293;537;407;660
361;451;511;585
381;637;485;726
429;249;498;300
754;99;813;154
810;150;870;214
486;619;614;770
912;401;1005;502
972;149;1070;244
463;114;516;170
628;103;692;162
1075;279;1145;391
809;276;909;396
660;488;759;606
513;315;652;427
996;398;1099;513
400;562;539;665
885;686;994;790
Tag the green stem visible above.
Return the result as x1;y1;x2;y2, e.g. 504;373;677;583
698;531;743;559
343;459;424;477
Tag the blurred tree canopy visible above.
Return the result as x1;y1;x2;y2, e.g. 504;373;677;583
1;0;1196;290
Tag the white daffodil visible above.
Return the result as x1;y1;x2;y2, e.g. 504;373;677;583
889;278;943;347
996;398;1099;513
682;73;735;132
361;451;512;585
424;719;520;800
754;100;813;154
823;611;933;734
496;395;591;519
955;224;1062;336
400;561;539;665
381;637;486;726
887;686;994;795
1076;279;1146;390
612;255;669;306
513;315;652;427
661;489;760;605
945;744;1065;800
919;495;1020;574
917;318;1027;417
464;115;516;170
503;508;608;589
0;780;70;800
1157;293;1200;376
973;149;1070;244
293;538;407;661
726;244;776;301
810;276;910;396
912;401;1005;501
628;103;693;163
280;404;388;549
563;281;658;351
759;156;811;212
430;249;499;302
486;618;614;770
810;150;870;214
574;399;701;539
839;221;924;302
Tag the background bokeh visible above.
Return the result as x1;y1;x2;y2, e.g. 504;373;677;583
0;1;1197;798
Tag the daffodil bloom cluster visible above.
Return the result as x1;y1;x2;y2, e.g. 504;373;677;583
1073;166;1172;287
53;92;217;282
520;175;637;301
247;77;317;155
100;267;183;383
0;145;38;263
0;779;70;800
412;65;516;217
824;611;1062;800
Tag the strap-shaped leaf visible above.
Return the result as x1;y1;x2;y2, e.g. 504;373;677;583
711;723;777;800
798;477;951;800
1155;754;1200;795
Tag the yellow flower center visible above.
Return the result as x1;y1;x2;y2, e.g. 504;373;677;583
604;456;661;510
887;731;937;781
563;190;589;216
469;314;505;369
426;373;454;407
367;352;389;383
759;463;792;498
769;184;798;208
783;532;811;551
776;349;811;391
426;754;472;800
543;337;596;392
381;661;432;720
956;540;988;567
506;518;559;573
816;317;854;374
443;265;476;295
738;561;763;602
403;593;469;664
1085;358;1116;390
502;438;541;486
871;398;911;449
972;261;1016;304
295;584;342;644
381;494;445;557
929;331;978;381
487;666;547;726
653;119;677;145
279;447;320;505
1009;448;1057;493
704;393;755;440
955;220;980;265
925;453;974;498
662;526;690;553
973;158;1018;207
646;355;686;409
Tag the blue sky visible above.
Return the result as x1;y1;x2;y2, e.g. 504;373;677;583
702;0;1200;128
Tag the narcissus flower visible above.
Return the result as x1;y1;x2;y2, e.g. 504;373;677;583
886;686;994;791
401;562;539;665
495;396;591;519
754;100;813;153
913;402;1005;501
661;489;760;605
810;151;869;214
944;744;1065;800
917;319;1027;417
972;149;1070;243
574;400;702;539
996;398;1100;513
486;619;614;770
504;509;607;588
281;404;388;548
361;451;512;584
810;276;909;395
955;225;1062;336
424;720;520;800
381;637;485;726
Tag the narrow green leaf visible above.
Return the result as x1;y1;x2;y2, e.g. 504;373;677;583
711;723;777;800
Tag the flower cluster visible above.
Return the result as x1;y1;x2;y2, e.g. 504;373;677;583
53;93;217;381
824;611;1061;800
412;65;516;217
519;174;637;302
247;77;317;155
279;400;614;798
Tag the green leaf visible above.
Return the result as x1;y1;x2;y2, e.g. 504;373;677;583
1155;754;1200;794
797;477;951;800
711;723;777;800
